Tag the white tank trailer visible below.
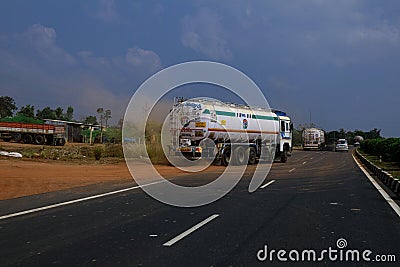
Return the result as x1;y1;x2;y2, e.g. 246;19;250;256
302;128;325;150
168;98;293;165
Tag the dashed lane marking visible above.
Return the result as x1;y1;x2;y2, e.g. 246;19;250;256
261;180;276;189
163;214;219;247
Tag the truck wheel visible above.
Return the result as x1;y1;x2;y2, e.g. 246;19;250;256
248;147;257;165
234;146;248;165
280;149;288;163
34;135;45;145
221;146;231;166
12;133;22;142
45;136;54;145
23;134;33;144
2;137;11;142
56;138;66;146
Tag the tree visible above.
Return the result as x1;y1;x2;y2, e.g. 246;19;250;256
117;117;123;129
297;123;316;131
65;106;74;121
55;107;63;119
292;129;302;146
0;96;17;118
97;108;104;143
104;109;112;128
36;107;56;119
17;104;35;118
365;128;382;139
83;115;98;125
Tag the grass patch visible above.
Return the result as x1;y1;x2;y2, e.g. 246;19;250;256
358;149;400;179
0;143;125;160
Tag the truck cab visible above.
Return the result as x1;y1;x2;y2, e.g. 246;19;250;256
273;110;293;162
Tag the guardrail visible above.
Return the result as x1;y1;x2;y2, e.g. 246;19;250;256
355;149;400;197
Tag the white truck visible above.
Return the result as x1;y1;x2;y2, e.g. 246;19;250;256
302;128;325;150
169;98;292;165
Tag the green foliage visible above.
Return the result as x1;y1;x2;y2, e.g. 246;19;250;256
325;128;382;145
83;115;98;125
93;146;104;160
17;104;35;118
36;106;57;120
55;107;63;119
292;129;302;146
0;115;44;124
104;127;122;143
0;96;17;118
103;144;123;158
65;106;74;121
361;138;400;164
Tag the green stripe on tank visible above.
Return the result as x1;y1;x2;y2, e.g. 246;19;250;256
252;115;279;121
203;109;278;121
216;110;236;117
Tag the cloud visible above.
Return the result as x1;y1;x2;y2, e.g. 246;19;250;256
0;24;162;124
21;24;76;65
181;8;232;60
125;47;161;71
94;0;120;23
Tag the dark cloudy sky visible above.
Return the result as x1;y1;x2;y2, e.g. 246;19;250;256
0;1;399;136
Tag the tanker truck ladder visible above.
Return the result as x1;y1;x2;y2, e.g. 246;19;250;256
169;110;180;153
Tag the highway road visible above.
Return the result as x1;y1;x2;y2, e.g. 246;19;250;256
1;150;400;266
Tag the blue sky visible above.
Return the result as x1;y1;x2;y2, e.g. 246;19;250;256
0;1;399;136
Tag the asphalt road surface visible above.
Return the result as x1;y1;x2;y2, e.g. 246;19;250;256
1;149;400;266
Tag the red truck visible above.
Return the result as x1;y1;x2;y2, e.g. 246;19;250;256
0;122;66;146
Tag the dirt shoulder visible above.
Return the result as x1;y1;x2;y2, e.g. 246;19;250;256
0;141;228;201
0;157;131;200
0;156;203;201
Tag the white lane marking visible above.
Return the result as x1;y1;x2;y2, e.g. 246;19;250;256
289;168;296;173
163;214;219;247
302;161;307;165
0;180;165;220
352;154;400;218
310;157;313;160
261;180;276;189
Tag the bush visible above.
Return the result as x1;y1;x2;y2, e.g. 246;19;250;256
93;146;104;160
361;138;400;164
103;144;124;158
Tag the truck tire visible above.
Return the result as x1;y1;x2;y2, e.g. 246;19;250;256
221;146;231;166
12;133;22;142
46;136;54;145
248;147;257;165
234;146;248;165
2;137;11;142
280;149;288;163
34;135;45;145
23;134;33;144
56;138;66;146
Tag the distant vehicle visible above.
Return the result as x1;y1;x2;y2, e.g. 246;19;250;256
302;128;325;150
335;139;349;152
0;121;66;146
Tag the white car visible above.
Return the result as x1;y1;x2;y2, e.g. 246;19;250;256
336;139;349;152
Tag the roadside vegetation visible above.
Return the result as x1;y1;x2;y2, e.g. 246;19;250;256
358;138;400;179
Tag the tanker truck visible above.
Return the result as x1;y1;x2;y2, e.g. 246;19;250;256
302;128;325;150
168;98;292;165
